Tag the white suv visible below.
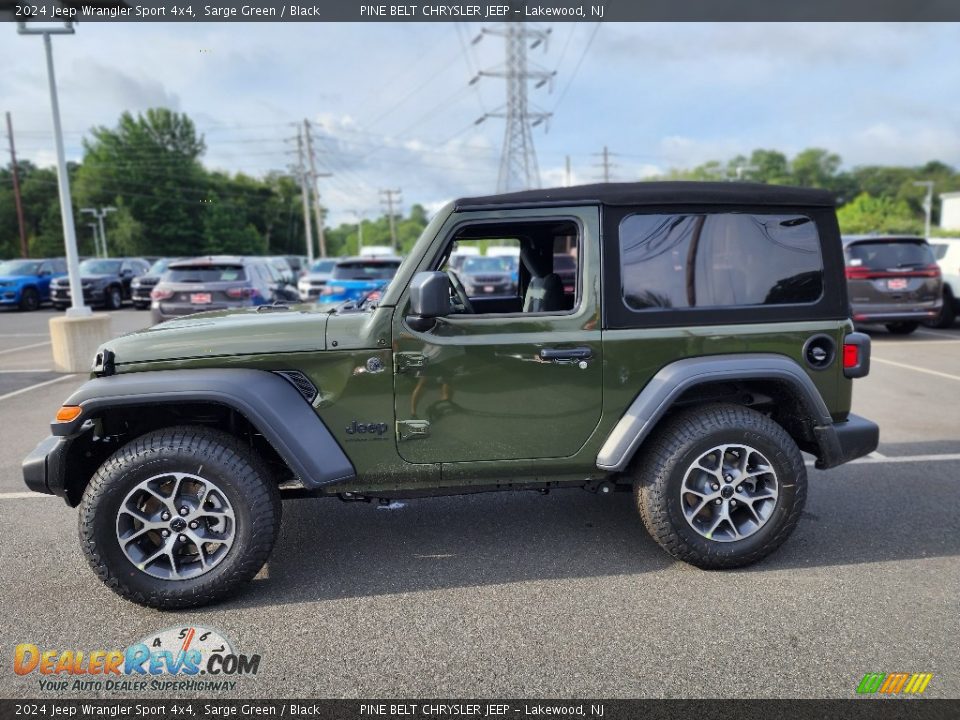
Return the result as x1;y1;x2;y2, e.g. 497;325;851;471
928;238;960;327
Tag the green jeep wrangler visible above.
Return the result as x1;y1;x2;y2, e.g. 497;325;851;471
23;182;879;609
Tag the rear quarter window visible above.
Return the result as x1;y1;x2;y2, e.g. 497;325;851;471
619;212;823;311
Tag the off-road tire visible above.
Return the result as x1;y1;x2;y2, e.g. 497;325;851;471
634;403;806;570
105;285;123;310
885;321;919;335
79;426;281;609
18;287;39;311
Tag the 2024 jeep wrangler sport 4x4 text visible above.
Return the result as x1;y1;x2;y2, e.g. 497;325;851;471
23;182;879;609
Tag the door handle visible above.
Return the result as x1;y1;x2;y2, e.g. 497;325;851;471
539;346;593;364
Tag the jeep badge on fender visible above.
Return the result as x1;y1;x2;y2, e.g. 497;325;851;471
22;182;878;609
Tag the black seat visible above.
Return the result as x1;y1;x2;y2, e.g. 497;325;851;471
520;243;564;313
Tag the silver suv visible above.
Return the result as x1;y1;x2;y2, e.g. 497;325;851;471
843;235;942;335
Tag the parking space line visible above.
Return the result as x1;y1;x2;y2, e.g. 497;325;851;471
0;369;53;373
807;452;960;467
0;374;74;402
0;491;55;500
0;333;49;337
0;340;51;356
872;357;960;382
877;339;960;346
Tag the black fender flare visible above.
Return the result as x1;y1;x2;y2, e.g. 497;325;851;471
596;353;837;472
53;368;355;487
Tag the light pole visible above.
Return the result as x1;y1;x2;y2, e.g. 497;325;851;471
18;21;88;316
87;223;101;256
82;206;117;257
913;181;934;239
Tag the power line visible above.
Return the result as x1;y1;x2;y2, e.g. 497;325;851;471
552;23;601;114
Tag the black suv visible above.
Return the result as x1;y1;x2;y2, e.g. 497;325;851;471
51;257;150;310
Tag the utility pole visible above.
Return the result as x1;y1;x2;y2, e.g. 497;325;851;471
5;112;29;258
303;119;332;258
380;189;402;253
913;180;934;238
17;22;87;315
565;155;572;187
350;210;366;255
472;21;555;192
593;146;616;183
296;127;315;265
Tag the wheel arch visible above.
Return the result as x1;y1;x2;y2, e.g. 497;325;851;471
597;354;836;473
53;369;355;505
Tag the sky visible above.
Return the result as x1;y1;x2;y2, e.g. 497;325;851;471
2;21;959;225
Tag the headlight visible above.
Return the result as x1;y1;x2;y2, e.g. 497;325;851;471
131;279;140;288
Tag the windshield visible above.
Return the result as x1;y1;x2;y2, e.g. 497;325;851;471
79;259;122;274
148;259;170;274
846;241;934;270
0;260;42;276
310;259;337;273
462;257;511;273
166;265;246;282
332;260;401;280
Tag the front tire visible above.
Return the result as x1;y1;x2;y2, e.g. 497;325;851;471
18;287;39;311
634;404;806;569
105;285;123;310
79;426;281;609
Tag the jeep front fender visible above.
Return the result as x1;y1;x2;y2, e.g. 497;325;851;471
51;368;355;488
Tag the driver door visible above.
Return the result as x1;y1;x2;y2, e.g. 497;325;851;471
391;206;603;465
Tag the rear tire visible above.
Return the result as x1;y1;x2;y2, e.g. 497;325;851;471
634;403;806;569
924;290;956;329
885;321;919;335
79;426;281;609
18;287;39;312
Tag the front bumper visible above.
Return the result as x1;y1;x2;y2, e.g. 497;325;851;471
51;287;105;305
22;434;71;498
813;413;880;470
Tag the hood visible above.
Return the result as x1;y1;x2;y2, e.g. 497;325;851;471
104;305;329;367
0;275;34;285
53;273;115;285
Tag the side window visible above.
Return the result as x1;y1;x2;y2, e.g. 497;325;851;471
436;218;581;315
38;262;51;275
619;212;823;311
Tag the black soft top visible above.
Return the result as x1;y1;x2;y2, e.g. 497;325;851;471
455;181;836;210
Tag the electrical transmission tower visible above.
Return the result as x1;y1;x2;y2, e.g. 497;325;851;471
472;22;555;193
593;146;617;183
380;189;402;252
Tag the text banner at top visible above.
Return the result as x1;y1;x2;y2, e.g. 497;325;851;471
5;0;960;22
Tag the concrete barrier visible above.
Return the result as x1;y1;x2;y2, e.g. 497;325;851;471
49;314;112;374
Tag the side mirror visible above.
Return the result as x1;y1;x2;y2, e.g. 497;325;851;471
407;271;449;332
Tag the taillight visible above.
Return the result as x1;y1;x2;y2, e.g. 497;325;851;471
845;264;940;280
843;344;859;369
151;288;173;300
845;266;871;280
226;287;259;299
842;333;870;379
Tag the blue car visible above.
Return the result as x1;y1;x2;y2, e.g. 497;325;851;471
0;258;67;311
317;256;402;305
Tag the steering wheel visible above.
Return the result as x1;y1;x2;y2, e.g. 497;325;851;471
446;270;475;314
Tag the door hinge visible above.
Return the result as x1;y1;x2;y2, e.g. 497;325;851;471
397;419;430;441
395;352;426;374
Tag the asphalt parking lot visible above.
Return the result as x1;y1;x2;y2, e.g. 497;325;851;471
1;306;958;699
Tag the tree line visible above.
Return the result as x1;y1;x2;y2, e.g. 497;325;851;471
3;109;960;260
0;108;429;261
